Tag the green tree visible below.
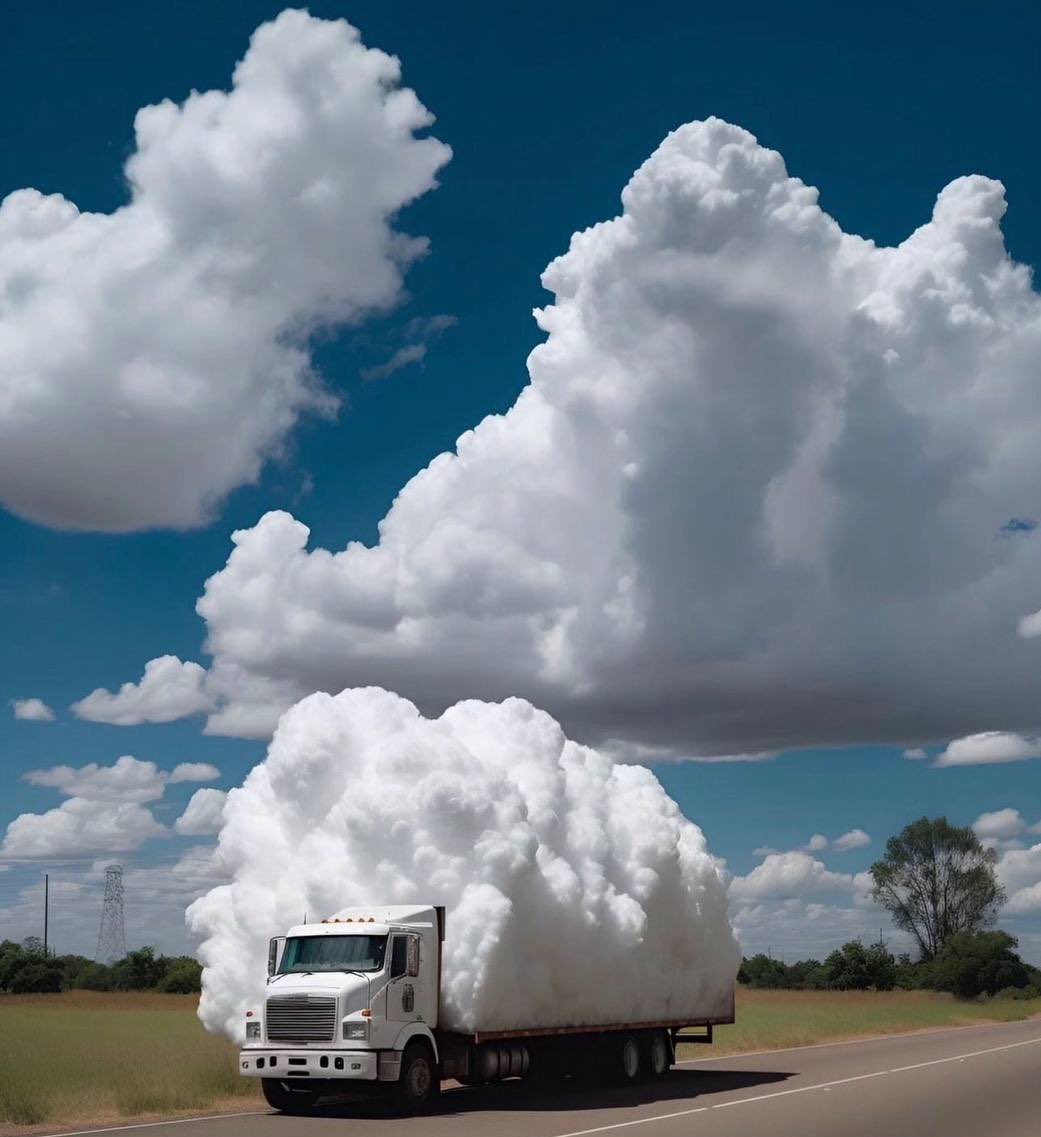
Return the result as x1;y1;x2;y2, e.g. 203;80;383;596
929;931;1030;998
157;958;203;993
870;817;1005;960
816;941;896;990
112;946;165;990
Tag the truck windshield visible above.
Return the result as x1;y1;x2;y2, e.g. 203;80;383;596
278;934;387;973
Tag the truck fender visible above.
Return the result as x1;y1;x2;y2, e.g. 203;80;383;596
392;1023;439;1063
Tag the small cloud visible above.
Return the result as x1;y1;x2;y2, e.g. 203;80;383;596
360;342;427;382
833;828;871;852
1;799;167;859
972;808;1026;841
405;313;457;339
168;762;220;784
803;833;828;853
361;313;458;382
24;755;167;803
934;731;1041;767
903;747;928;760
174;788;228;836
72;656;214;726
11;697;55;722
752;845;779;858
1018;608;1041;639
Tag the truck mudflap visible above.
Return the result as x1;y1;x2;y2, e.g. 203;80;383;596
239;1049;377;1081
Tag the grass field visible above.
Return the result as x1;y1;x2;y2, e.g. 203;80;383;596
0;991;261;1131
1;988;1038;1132
682;987;1041;1060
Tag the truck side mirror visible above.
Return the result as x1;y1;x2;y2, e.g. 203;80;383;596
268;936;286;976
406;935;421;978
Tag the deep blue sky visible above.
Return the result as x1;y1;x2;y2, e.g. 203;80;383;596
1;0;1039;955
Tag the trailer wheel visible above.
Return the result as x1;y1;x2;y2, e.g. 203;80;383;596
261;1078;322;1114
613;1034;641;1084
394;1040;440;1114
644;1031;671;1080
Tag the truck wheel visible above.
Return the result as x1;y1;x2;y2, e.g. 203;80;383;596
613;1034;641;1084
644;1031;671;1080
394;1041;440;1114
261;1078;322;1114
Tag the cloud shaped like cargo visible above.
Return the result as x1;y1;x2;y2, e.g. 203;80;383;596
189;688;738;1040
0;9;450;531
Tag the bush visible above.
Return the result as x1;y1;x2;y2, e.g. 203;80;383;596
816;941;897;991
930;931;1030;998
157;960;202;994
993;985;1041;1001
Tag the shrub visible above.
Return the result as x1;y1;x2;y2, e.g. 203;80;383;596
930;931;1030;998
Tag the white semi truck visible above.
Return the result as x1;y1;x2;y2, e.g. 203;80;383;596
240;904;735;1114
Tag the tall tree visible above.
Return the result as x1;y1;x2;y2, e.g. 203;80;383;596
870;817;1005;959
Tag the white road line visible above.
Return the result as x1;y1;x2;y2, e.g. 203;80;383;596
886;1035;1041;1074
549;1032;1041;1137
676;1016;1041;1064
710;1068;889;1109
35;1111;270;1137
546;1106;709;1137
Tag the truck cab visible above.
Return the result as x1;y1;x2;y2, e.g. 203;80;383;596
240;905;443;1113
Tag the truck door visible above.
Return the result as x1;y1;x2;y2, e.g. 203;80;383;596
386;934;422;1023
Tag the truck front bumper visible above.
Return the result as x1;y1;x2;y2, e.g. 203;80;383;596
239;1048;378;1081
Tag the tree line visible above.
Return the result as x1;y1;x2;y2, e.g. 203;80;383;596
0;940;202;994
741;815;1040;999
740;931;1040;998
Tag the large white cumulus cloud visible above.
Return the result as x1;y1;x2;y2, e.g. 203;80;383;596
0;9;449;531
189;687;738;1040
188;117;1041;756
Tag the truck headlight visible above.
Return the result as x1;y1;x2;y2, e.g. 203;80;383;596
246;1022;262;1040
343;1021;368;1041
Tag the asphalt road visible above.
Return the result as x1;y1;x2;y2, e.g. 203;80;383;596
50;1018;1041;1137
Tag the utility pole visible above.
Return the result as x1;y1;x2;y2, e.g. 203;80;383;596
43;873;49;957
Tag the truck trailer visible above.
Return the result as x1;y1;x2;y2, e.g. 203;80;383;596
239;904;735;1114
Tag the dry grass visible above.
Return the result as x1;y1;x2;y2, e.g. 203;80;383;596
1;988;1038;1132
0;991;260;1132
681;986;1041;1060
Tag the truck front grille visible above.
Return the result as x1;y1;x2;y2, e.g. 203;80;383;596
266;994;337;1042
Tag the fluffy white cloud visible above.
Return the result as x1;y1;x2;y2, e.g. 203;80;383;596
996;842;1041;914
973;808;1026;841
168;762;220;784
0;799;167;859
0;10;449;532
6;756;222;858
11;697;55;722
935;732;1041;767
832;828;871;852
729;852;854;901
99;115;1041;758
73;657;215;725
803;833;828;852
174;789;228;836
24;755;168;803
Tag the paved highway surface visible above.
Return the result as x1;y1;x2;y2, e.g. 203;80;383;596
48;1018;1041;1137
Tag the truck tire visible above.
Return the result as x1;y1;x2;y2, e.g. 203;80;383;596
261;1078;322;1114
613;1034;641;1084
394;1040;440;1114
644;1030;671;1080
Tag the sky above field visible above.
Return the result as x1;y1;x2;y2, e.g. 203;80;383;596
1;0;1040;964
